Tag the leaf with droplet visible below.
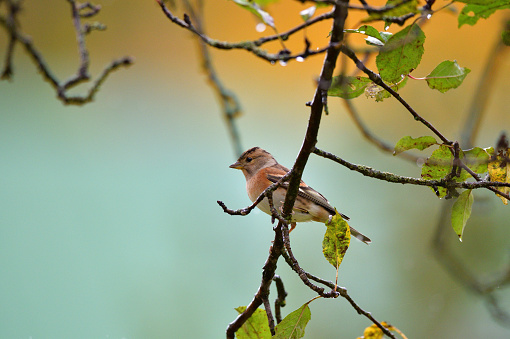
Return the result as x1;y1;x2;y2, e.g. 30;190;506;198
451;189;474;241
425;60;471;93
299;6;316;21
328;76;372;99
234;306;271;339
231;0;275;28
345;25;391;46
322;211;350;268
273;304;311;339
393;135;437;155
376;23;425;84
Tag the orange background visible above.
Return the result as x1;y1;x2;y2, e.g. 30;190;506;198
1;1;509;338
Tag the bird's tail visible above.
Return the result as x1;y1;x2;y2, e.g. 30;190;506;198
349;226;371;244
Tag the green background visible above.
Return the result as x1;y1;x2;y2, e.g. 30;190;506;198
1;1;509;338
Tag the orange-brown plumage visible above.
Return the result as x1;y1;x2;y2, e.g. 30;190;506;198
230;147;371;244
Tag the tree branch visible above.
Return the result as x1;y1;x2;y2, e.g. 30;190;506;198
0;0;133;105
340;44;451;144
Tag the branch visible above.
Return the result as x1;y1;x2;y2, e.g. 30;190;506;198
182;0;243;156
0;0;133;105
280;0;349;221
342;98;419;161
340;44;451;144
280;249;397;338
272;275;287;324
156;0;336;63
225;222;285;338
313;147;510;197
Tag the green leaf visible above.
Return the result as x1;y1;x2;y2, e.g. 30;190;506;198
328;76;372;99
376;24;425;83
234;307;272;339
273;304;311;339
421;145;453;198
231;0;275;28
362;0;420;23
462;147;490;176
322;211;350;268
457;0;510;27
451;189;474;241
425;60;471;93
393;136;437;155
345;25;391;46
251;0;280;5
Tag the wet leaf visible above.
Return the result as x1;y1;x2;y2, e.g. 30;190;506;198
299;6;316;21
231;0;275;28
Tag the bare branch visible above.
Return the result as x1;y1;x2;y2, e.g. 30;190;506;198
0;0;133;105
182;0;243;156
157;0;336;63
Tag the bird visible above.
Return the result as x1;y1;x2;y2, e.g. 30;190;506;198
229;147;371;244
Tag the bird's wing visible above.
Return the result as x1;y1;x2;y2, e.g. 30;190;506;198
266;173;349;220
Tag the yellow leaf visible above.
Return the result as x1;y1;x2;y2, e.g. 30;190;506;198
322;211;350;268
488;148;510;205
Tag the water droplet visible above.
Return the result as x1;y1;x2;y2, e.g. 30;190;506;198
296;56;305;62
279;60;287;66
384;25;390;31
426;13;432;19
255;23;266;33
270;60;275;65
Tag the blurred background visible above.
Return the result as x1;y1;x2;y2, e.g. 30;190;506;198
1;0;509;338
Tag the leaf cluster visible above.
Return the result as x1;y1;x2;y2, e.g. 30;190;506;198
394;136;510;240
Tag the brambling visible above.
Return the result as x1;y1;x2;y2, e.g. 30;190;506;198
230;147;371;244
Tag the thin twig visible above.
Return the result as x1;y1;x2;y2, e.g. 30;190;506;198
342;98;419;161
182;0;243;156
280;250;398;339
0;0;133;105
157;0;336;63
272;275;287;324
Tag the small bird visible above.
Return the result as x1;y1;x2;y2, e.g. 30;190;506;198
230;147;371;244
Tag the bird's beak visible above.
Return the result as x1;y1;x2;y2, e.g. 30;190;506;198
229;161;243;169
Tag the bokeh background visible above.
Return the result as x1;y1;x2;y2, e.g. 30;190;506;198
1;1;509;338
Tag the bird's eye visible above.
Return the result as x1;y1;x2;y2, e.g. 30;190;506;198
246;157;252;162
